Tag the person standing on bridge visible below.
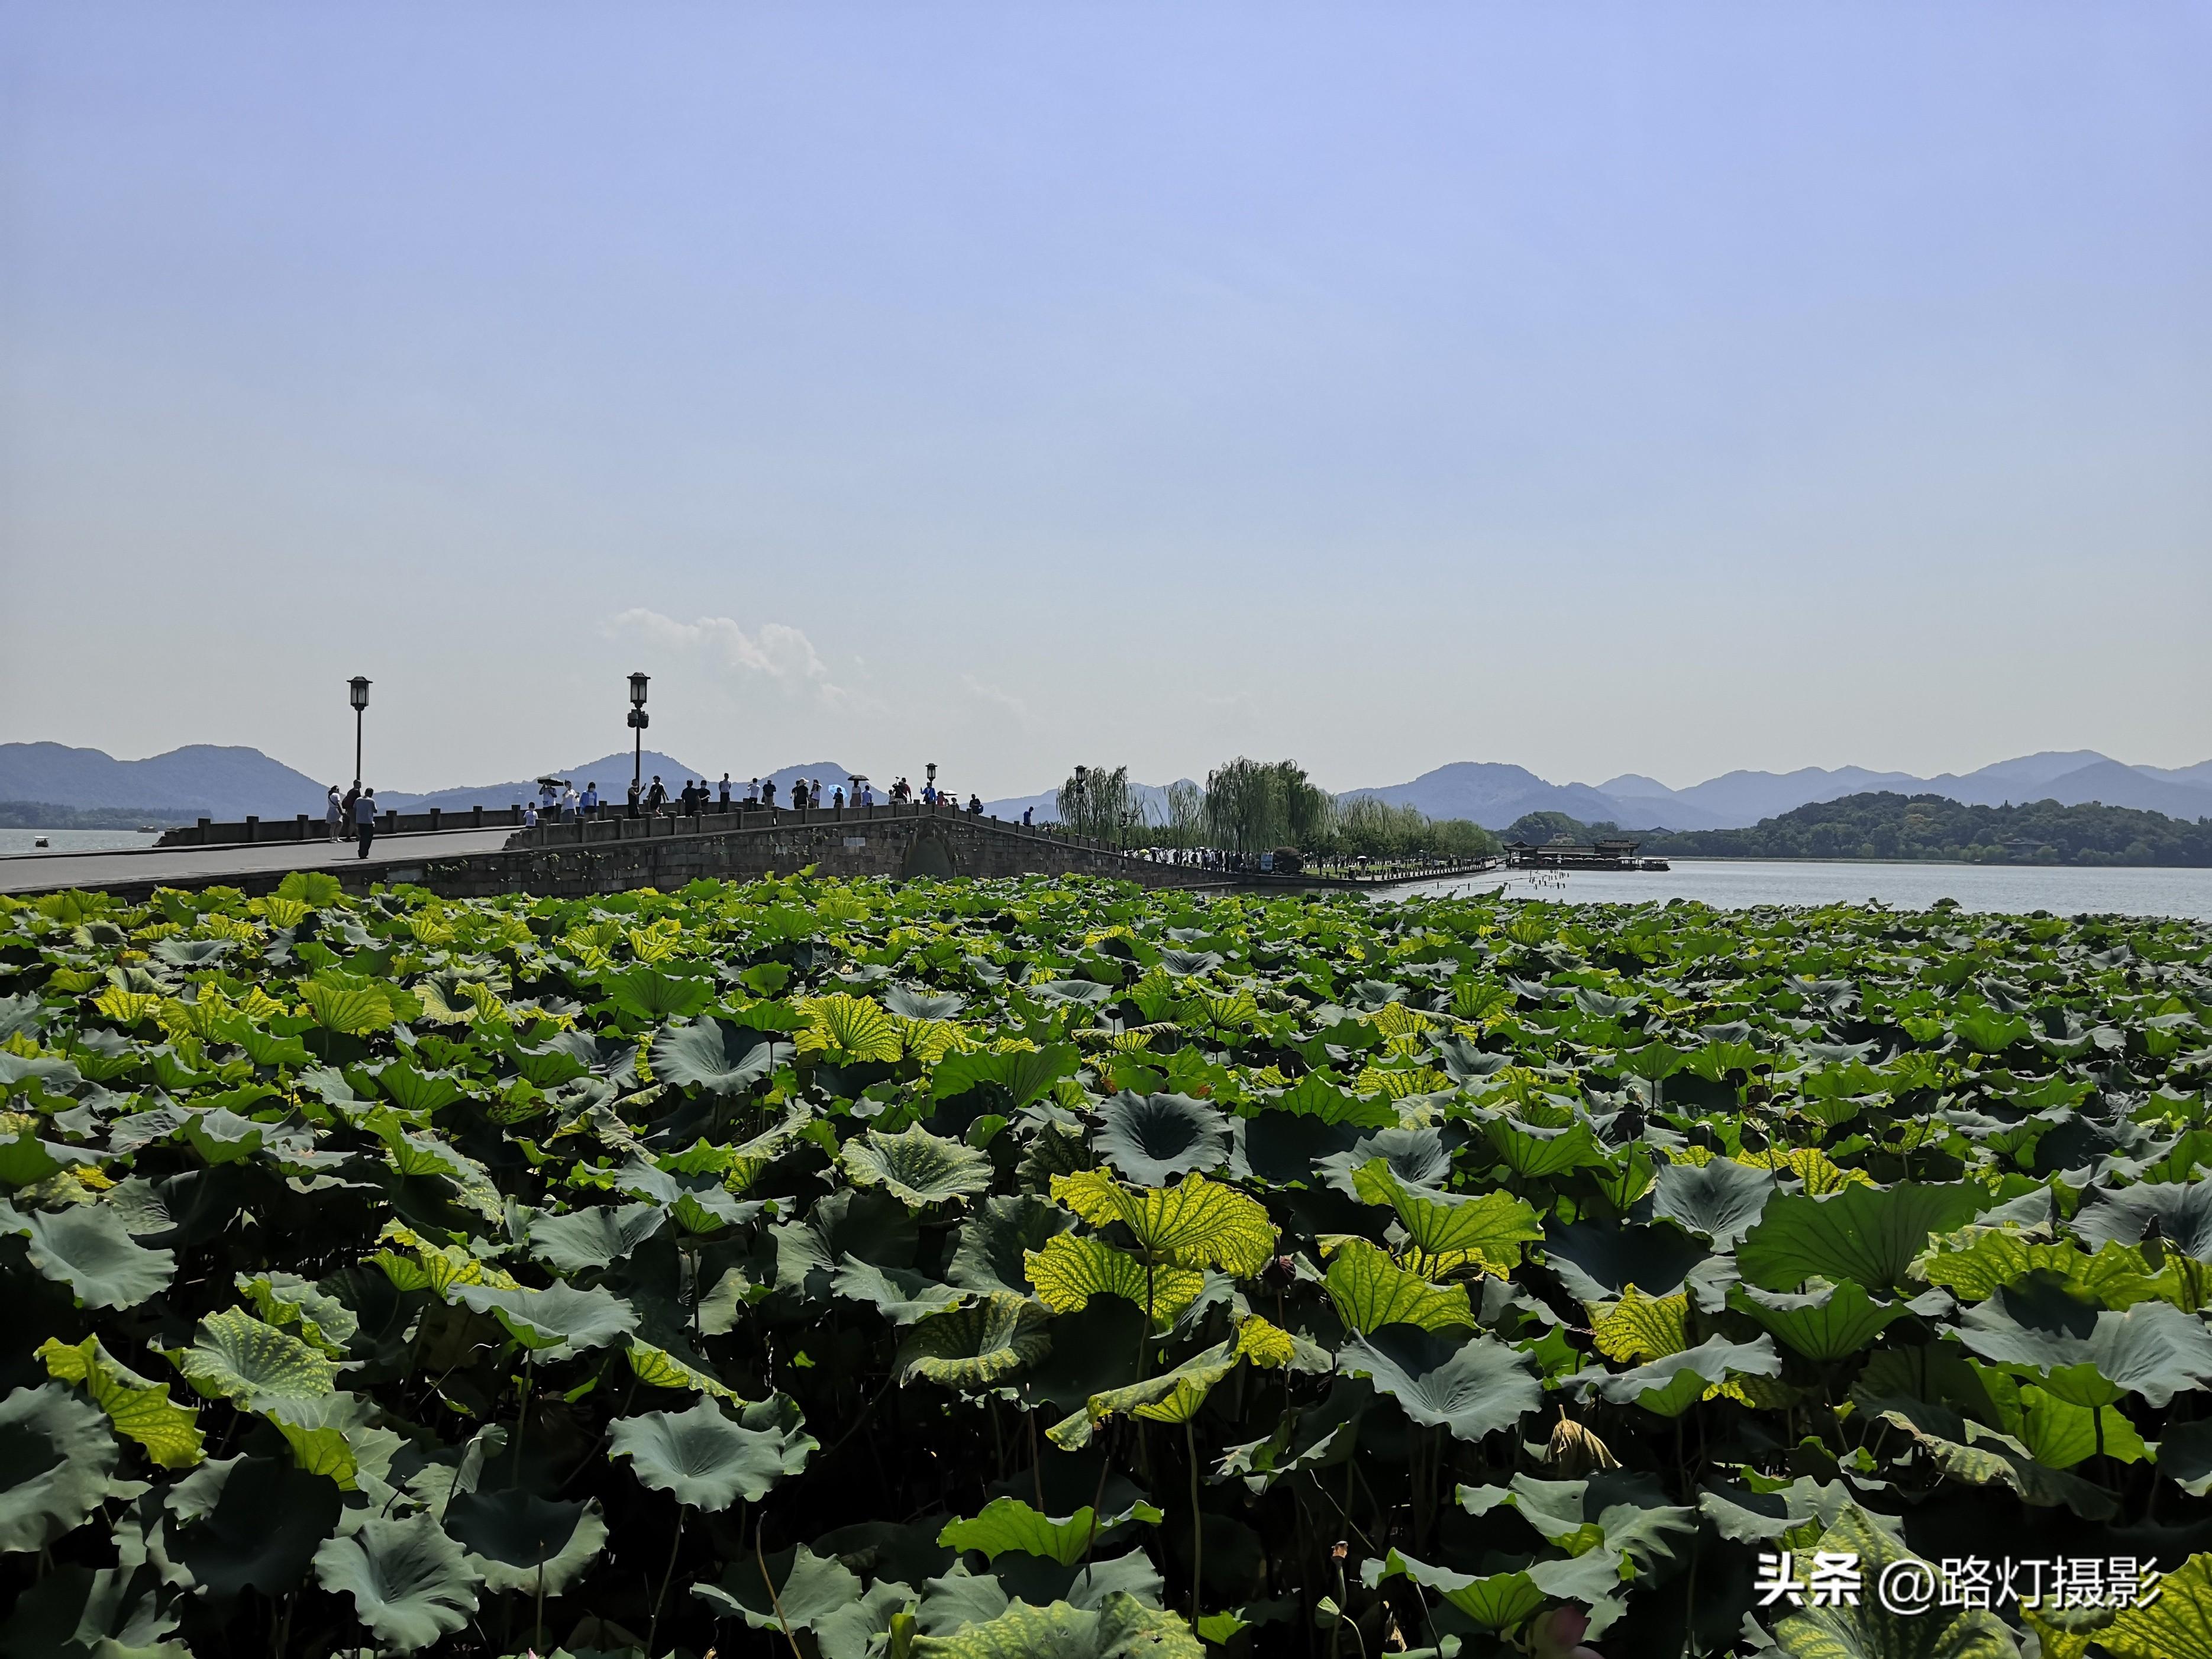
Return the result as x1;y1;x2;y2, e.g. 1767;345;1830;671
582;781;599;816
625;779;640;818
326;786;343;843
354;787;378;858
719;774;732;811
646;774;667;814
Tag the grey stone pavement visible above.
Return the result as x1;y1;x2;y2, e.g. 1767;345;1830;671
0;828;520;895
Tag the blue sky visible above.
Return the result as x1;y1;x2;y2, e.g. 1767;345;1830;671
2;3;2207;798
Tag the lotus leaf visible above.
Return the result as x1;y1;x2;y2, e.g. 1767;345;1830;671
0;1200;175;1309
0;1384;119;1553
844;1124;995;1208
1341;1328;1541;1441
1095;1091;1229;1186
608;1395;816;1509
898;1292;1053;1387
311;1510;482;1653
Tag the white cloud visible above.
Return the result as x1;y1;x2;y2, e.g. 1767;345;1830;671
960;674;1038;728
606;609;860;705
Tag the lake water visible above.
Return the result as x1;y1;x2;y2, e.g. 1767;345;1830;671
0;829;167;858
1390;858;2212;924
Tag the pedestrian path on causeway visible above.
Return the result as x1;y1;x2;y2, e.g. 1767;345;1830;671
0;828;519;895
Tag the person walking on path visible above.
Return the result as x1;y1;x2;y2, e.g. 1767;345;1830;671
1022;806;1033;828
967;793;983;815
831;784;845;810
343;782;361;827
354;788;378;858
326;786;343;843
645;775;667;814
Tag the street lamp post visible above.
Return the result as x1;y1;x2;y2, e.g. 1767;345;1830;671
348;677;372;789
627;673;651;798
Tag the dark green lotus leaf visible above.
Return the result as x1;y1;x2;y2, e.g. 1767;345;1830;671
1727;1279;1914;1361
832;1257;972;1324
695;1541;916;1658
170;1454;345;1599
1486;1115;1609;1180
608;1395;815;1510
1316;1126;1451;1196
908;1590;1200;1658
1096;1092;1228;1186
1949;1274;2212;1407
948;1193;1077;1295
932;1044;1080;1108
0;1201;175;1310
442;1489;607;1594
651;1018;786;1095
1861;1397;2114;1521
148;935;234;967
1541;1219;1712;1303
884;985;967;1021
1341;1328;1541;1442
311;1510;482;1654
524;1202;668;1273
1695;1474;1864;1544
1029;979;1118;1007
1649;1157;1776;1248
602;966;716;1024
1738;1181;1991;1294
1365;1546;1620;1631
897;1292;1052;1388
1591;1334;1781;1418
452;1281;638;1359
0;1384;118;1554
774;1188;920;1296
0;993;44;1042
1485;1470;1698;1577
2158;1419;2212;1497
2069;1180;2212;1261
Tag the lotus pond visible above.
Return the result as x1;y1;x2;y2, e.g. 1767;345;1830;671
2;873;2210;1658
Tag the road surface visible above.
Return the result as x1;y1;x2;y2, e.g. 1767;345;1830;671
0;828;519;895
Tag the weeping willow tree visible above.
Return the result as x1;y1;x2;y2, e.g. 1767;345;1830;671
1333;796;1498;860
1055;764;1151;847
1161;781;1205;850
1203;759;1335;855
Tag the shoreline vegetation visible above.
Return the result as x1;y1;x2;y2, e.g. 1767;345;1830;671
0;801;189;831
1515;790;2212;870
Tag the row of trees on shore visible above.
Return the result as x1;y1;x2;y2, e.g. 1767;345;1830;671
1053;757;1499;860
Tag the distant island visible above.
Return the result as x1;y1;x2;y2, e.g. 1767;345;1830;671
1511;792;2212;869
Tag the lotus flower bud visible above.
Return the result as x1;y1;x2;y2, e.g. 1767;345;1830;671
1544;1411;1619;1477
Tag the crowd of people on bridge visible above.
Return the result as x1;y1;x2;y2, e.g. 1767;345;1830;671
515;772;997;824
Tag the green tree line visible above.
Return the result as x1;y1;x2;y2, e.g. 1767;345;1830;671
1639;790;2212;867
1054;759;1499;860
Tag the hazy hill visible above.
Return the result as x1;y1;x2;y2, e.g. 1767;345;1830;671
0;743;326;819
1641;791;2212;867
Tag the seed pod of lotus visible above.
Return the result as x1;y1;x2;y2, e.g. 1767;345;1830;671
1545;1409;1619;1477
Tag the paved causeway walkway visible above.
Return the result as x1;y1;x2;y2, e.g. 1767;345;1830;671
0;828;519;896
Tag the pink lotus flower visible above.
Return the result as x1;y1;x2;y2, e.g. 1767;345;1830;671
1531;1605;1603;1659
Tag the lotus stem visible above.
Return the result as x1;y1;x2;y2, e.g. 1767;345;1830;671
647;1505;685;1658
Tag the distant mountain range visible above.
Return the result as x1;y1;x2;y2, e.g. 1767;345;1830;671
4;741;2207;831
0;743;865;821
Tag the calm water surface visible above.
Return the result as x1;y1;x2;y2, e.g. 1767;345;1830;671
0;829;167;858
1391;858;2212;923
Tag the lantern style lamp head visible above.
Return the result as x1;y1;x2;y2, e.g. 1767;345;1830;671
348;676;372;712
628;672;650;709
